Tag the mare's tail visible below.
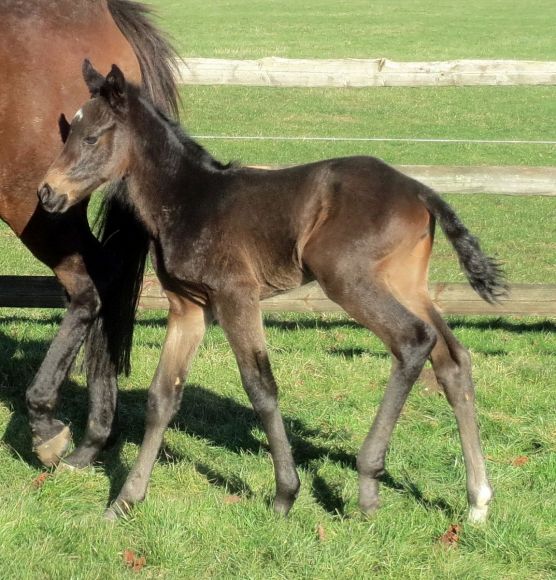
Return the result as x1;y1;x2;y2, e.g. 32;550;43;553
85;0;181;376
417;185;508;304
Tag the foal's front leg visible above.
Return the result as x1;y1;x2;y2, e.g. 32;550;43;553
106;296;207;519
214;294;300;515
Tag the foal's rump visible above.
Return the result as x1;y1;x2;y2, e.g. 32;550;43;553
284;155;505;305
289;156;434;275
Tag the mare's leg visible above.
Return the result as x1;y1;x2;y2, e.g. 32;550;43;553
20;205;117;467
60;324;118;469
424;307;492;523
25;255;102;466
214;292;300;515
106;296;207;519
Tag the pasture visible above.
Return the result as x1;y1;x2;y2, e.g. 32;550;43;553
0;0;555;577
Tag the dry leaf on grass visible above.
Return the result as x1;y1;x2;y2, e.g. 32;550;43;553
438;524;461;548
123;549;146;572
32;472;51;489
511;455;529;467
316;523;326;542
223;495;242;505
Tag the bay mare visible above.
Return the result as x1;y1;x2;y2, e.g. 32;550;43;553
40;62;506;522
0;0;179;468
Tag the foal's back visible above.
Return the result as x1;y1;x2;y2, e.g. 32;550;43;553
166;156;430;300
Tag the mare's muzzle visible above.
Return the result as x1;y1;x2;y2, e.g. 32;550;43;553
38;183;69;213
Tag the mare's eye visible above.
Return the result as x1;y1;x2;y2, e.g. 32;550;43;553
84;135;98;145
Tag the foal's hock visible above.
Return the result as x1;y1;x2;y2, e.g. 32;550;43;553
39;61;506;523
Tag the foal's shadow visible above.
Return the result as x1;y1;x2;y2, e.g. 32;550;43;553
101;384;456;517
101;384;358;515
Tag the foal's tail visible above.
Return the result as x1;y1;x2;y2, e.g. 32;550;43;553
85;0;181;376
417;186;508;304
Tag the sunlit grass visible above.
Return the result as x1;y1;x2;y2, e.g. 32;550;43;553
0;310;554;577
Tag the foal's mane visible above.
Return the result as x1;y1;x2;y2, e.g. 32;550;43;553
129;83;235;173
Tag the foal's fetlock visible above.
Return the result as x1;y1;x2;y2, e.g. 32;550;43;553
467;484;493;525
57;449;94;471
273;493;297;516
358;475;381;516
34;422;72;467
273;478;300;516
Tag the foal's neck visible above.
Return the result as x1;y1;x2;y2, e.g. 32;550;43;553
126;96;225;236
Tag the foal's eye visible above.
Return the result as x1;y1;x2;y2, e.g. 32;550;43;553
84;135;98;145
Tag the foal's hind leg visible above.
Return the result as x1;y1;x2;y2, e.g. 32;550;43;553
424;307;492;523
376;236;492;522
213;292;300;515
106;295;207;519
312;270;437;515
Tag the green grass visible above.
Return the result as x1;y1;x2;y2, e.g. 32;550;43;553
181;86;556;167
1;1;555;577
148;0;556;61
0;310;554;578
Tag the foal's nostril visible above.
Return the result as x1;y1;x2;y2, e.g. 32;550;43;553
38;183;53;204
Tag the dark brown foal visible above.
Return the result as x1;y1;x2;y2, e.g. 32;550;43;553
39;62;506;523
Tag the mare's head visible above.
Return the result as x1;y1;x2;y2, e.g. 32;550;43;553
38;60;133;213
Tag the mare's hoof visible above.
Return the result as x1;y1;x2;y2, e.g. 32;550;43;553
35;426;72;467
55;461;80;473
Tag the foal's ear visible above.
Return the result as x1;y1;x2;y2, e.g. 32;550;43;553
82;59;105;97
58;113;71;144
100;64;128;114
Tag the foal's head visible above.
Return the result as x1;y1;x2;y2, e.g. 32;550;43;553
38;60;134;213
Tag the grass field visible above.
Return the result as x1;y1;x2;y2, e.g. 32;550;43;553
0;311;555;578
148;0;556;60
0;0;555;578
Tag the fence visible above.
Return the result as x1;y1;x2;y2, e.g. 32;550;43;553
1;58;554;316
0;276;554;316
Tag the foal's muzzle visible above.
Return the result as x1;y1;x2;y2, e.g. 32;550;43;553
38;183;69;213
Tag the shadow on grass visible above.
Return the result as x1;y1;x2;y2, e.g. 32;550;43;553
0;313;493;518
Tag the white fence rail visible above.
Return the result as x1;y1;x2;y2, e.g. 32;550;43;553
175;57;556;87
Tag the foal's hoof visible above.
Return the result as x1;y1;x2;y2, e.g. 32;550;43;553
104;499;132;521
468;505;489;525
273;495;296;516
358;498;380;517
35;426;72;467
